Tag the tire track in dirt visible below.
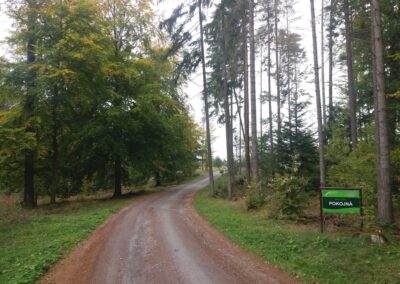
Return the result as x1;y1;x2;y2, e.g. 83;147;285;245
40;176;297;284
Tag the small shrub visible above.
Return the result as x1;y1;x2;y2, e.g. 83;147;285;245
82;176;94;195
267;174;309;220
219;166;227;175
235;176;245;186
215;177;228;198
245;182;266;210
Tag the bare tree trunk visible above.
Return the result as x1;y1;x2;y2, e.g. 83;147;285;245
249;0;259;182
198;0;215;196
260;46;263;140
288;75;292;149
233;89;245;138
24;1;37;208
222;10;234;199
267;1;274;150
221;9;233;196
328;0;334;127
50;116;59;204
286;11;292;149
371;19;381;225
113;159;122;198
233;90;245;177
321;0;326;126
230;92;235;177
50;4;63;204
344;0;357;149
371;0;393;225
24;152;35;207
274;0;281;144
155;171;162;187
230;88;234;175
239;114;242;175
55;3;67;203
310;0;326;187
294;61;299;135
259;46;263;181
243;12;251;182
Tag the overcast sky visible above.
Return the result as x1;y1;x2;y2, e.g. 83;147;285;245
0;0;344;160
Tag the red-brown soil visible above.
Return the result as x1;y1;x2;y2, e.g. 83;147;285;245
40;176;296;284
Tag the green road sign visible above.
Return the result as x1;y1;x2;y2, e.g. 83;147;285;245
321;189;361;214
319;187;363;233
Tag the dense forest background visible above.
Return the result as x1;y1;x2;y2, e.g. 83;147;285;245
0;0;203;205
164;0;399;226
0;0;399;227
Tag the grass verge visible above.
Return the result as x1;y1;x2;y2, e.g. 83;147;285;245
0;173;204;284
1;198;134;284
194;181;400;284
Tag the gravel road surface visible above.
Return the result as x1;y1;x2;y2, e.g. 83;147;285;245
41;176;296;284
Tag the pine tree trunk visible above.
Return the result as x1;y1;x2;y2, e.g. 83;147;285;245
260;47;263;140
24;2;37;208
310;0;326;187
50;118;59;204
233;90;246;176
321;0;326;126
230;92;235;176
239;116;242;175
294;61;299;135
242;12;251;182
223;89;234;200
288;76;292;149
155;171;161;187
50;0;64;205
222;9;234;199
24;152;35;207
233;90;247;179
259;48;264;181
249;0;259;182
371;20;381;225
267;1;274;150
198;0;215;196
344;0;357;148
371;0;393;225
274;0;281;143
113;159;122;198
233;89;245;138
286;13;292;149
328;0;334;127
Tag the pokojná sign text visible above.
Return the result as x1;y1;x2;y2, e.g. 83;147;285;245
321;189;361;214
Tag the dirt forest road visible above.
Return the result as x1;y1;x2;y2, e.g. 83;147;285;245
42;176;295;284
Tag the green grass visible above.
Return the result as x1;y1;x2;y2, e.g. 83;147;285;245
194;183;400;284
0;171;208;284
0;196;139;284
0;172;201;284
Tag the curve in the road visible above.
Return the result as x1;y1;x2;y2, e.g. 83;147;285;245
41;176;296;284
